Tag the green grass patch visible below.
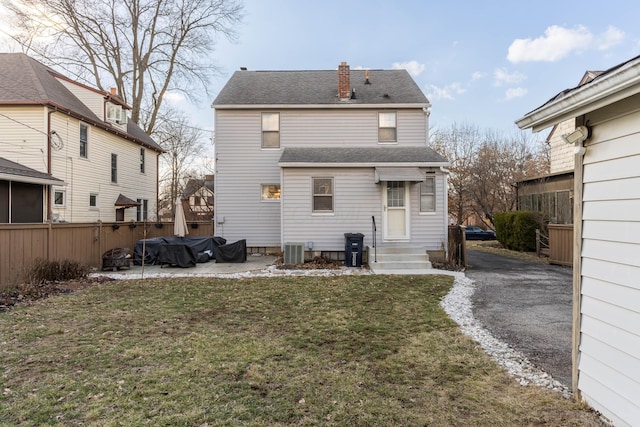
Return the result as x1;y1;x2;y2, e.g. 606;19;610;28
0;275;600;426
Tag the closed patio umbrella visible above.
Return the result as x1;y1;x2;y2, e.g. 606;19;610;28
174;197;188;237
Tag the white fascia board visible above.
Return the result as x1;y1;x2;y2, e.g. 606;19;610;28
516;57;640;132
278;162;448;168
214;102;431;110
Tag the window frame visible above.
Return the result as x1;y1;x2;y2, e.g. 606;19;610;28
312;177;334;214
110;153;118;183
89;193;98;209
261;112;280;149
140;148;145;173
261;184;281;201
53;189;65;207
136;198;149;221
378;111;397;143
419;175;436;214
79;123;88;158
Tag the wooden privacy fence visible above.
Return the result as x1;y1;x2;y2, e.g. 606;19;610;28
548;224;573;267
448;225;466;268
0;221;214;287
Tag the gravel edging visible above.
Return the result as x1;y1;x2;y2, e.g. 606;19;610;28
440;273;572;399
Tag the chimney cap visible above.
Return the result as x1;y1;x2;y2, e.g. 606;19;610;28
240;66;247;71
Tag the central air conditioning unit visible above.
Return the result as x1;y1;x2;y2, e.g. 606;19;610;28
284;242;304;265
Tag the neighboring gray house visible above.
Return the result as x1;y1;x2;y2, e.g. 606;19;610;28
517;54;640;427
212;62;449;270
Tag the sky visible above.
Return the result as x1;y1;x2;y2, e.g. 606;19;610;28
168;0;639;140
2;0;640;142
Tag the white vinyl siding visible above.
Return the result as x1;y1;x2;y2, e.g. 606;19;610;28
281;167;447;251
214;108;438;249
578;107;640;427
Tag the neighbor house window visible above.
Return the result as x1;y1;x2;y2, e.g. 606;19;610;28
140;148;145;173
80;123;88;157
261;112;280;148
111;153;117;183
312;178;333;213
89;193;98;208
420;176;436;212
193;196;201;205
378;112;397;142
54;189;65;207
136;198;148;221
261;184;281;200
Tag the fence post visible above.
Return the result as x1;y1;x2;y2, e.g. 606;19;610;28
536;229;541;256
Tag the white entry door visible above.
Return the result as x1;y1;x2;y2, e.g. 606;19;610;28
383;181;409;240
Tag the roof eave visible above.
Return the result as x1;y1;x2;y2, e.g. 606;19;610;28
278;161;448;168
0;172;65;186
516;57;640;132
213;102;431;110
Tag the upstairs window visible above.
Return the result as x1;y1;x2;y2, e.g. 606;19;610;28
261;112;280;148
312;178;333;213
140;148;145;173
378;112;397;142
111;153;117;183
80;124;88;158
420;176;436;212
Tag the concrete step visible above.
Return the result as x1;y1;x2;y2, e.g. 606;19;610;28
373;253;429;262
370;260;433;270
371;246;427;255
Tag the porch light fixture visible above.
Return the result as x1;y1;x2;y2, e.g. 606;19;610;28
562;125;590;144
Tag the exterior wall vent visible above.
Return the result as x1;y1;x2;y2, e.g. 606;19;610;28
284;242;304;265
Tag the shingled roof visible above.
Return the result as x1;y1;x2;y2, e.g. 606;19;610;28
0;157;64;185
279;146;447;165
213;67;430;106
0;53;163;152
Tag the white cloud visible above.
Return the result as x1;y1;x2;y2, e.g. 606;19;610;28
504;87;528;100
392;60;425;77
425;82;466;101
493;68;526;86
507;25;625;63
471;71;487;81
596;25;625;50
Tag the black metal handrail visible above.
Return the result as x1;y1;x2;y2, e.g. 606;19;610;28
371;215;377;263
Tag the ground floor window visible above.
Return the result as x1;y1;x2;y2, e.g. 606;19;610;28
89;193;98;208
136;199;148;221
312;177;333;213
420;176;435;212
261;184;281;200
54;189;65;207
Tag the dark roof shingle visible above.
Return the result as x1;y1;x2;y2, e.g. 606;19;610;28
279;146;448;165
0;53;163;152
213;68;429;106
0;157;64;184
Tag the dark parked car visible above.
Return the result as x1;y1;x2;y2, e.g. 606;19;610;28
465;226;496;241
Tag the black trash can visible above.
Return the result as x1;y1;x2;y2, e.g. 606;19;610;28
344;233;364;267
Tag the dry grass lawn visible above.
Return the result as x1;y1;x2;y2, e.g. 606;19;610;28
0;275;601;426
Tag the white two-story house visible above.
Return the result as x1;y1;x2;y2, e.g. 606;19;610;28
0;53;163;223
213;62;449;269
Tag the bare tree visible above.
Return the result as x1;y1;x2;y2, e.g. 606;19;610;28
5;0;243;134
154;112;207;218
431;124;549;227
430;122;483;226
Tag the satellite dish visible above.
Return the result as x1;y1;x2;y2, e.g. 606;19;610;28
50;131;64;151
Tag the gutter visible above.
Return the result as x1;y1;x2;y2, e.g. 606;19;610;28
516;56;640;132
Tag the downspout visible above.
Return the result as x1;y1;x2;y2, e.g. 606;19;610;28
46;108;55;221
571;136;587;400
440;166;450;259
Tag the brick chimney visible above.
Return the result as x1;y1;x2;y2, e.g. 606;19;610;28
110;87;117;95
338;62;351;101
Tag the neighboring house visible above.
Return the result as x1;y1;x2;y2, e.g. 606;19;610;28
0;53;164;223
516;71;602;225
0;157;63;223
182;174;214;221
213;62;449;268
517;54;640;427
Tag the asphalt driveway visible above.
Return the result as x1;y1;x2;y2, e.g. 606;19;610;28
465;250;573;387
